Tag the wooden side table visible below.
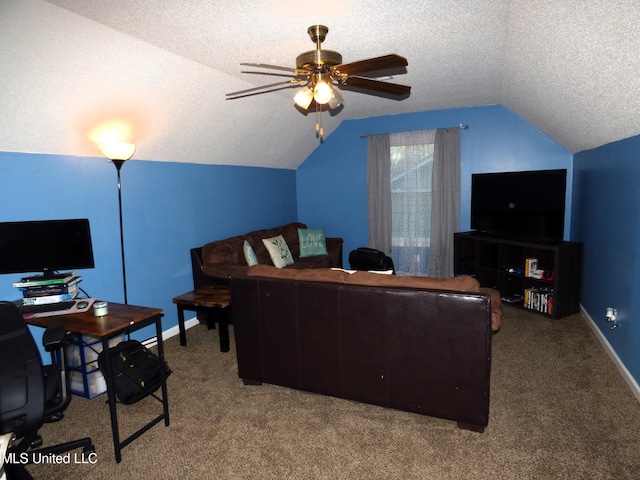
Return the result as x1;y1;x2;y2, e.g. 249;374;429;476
172;285;231;352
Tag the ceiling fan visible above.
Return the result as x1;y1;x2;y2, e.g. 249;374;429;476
226;25;411;140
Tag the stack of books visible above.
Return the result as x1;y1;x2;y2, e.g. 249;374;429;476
524;257;538;277
524;286;554;315
13;272;82;306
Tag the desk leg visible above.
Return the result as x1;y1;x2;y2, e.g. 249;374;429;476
101;336;123;463
155;318;170;426
177;305;187;346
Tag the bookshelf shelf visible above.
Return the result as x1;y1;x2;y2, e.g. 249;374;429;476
454;232;583;319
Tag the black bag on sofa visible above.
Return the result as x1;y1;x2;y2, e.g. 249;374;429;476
98;340;171;405
348;247;395;273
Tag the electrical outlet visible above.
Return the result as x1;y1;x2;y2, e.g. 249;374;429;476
606;307;617;322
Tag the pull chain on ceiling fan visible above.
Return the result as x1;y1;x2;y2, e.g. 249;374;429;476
226;25;411;141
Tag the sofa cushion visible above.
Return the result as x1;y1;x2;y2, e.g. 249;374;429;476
248;265;351;283
298;227;328;258
284;256;336;269
479;287;503;332
202;237;243;265
345;271;480;292
248;265;479;292
262;235;294;268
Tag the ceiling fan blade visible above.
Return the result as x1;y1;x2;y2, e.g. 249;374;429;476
240;63;309;76
226;79;304;99
241;70;303;79
332;54;408;76
342;76;411;96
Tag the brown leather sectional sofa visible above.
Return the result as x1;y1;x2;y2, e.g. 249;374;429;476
190;222;343;287
231;265;502;432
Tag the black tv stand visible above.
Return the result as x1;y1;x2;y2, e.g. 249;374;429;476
472;230;560;245
454;232;582;319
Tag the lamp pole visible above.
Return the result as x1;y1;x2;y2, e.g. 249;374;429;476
98;141;135;304
112;159;128;304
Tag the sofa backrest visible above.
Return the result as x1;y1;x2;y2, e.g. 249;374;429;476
247;265;480;293
246;265;502;331
245;222;306;264
201;222;307;267
231;273;493;429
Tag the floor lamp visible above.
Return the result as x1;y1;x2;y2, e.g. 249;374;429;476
99;142;136;304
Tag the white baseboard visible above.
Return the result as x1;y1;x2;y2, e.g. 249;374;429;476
581;305;640;402
142;316;200;349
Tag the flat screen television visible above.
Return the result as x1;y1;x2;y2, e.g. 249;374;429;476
0;218;95;279
470;169;567;241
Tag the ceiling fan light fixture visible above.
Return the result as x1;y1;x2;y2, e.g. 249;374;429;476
313;80;333;105
328;88;344;109
227;25;410;142
293;86;314;109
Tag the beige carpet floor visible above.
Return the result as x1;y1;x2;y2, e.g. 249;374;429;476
22;306;640;479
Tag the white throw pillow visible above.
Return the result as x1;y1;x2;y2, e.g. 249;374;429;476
262;235;294;268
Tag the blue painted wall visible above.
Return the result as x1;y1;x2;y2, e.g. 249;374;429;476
296;105;574;265
0;152;297;352
572;134;640;384
6;105;640;391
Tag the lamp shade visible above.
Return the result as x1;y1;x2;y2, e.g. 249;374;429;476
328;88;344;109
293;87;314;109
99;142;136;161
313;81;333;105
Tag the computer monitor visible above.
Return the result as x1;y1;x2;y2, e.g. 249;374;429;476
0;219;95;279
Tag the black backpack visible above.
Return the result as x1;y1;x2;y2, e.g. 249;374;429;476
98;340;171;405
348;247;395;273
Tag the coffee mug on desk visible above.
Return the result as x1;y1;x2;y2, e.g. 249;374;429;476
93;302;108;316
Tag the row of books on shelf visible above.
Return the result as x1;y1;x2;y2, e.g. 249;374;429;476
12;272;82;305
524;286;554;314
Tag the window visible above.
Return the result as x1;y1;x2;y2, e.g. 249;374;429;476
390;131;435;275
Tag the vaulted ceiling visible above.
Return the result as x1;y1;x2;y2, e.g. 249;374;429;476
3;1;639;169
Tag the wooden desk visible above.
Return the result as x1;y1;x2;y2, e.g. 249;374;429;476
172;285;231;352
26;302;169;463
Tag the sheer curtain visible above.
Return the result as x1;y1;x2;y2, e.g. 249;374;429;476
389;130;435;275
429;128;460;277
367;128;460;277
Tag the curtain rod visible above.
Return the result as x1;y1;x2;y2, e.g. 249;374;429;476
360;124;469;139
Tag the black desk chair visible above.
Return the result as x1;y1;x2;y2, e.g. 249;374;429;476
0;301;94;480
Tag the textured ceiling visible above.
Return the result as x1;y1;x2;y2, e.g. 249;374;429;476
4;0;640;168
